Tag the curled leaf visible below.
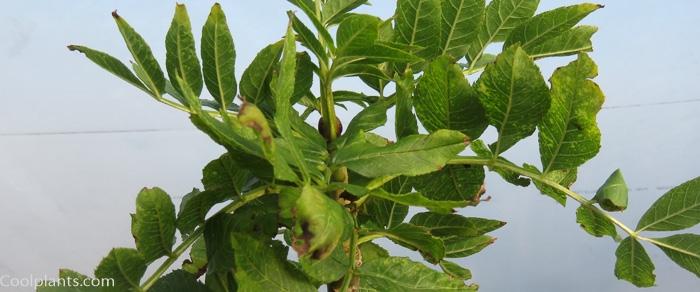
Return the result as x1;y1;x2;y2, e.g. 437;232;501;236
593;169;628;212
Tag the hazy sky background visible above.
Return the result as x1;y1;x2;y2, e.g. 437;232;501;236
1;0;699;291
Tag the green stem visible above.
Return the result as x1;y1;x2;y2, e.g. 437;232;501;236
339;222;359;292
356;233;384;245
140;186;271;291
448;156;638;237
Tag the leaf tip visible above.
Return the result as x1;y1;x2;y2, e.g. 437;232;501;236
67;45;79;52
111;10;120;19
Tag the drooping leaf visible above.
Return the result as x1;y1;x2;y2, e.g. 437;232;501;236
394;0;442;60
151;270;208;292
504;3;602;50
466;0;539;64
323;0;368;25
67;45;149;94
166;4;203;98
334;129;468;178
415;55;488;139
182;237;207;274
412;165;485;204
239;41;284;105
439;0;485;58
299;243;349;283
410;212;506;238
176;189;228;237
201;153;252;195
539;53;604;172
523;163;576;206
439;260;473;280
131;187;176;262
112;11;165;95
362;196;409;229
444;235;495;258
576;205;617;239
94;248;147;292
368;188;468;214
527;25;598;59
202;3;237;107
475;45;550;156
471;140;531;187
395;71;419;138
373;223;445;263
291;186;352;260
636;177;700;232
614;237;656;287
231;234;316;291
357;257;477;291
651;234;700;278
593;169;628;212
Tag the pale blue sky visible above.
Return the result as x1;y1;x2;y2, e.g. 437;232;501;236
1;1;699;291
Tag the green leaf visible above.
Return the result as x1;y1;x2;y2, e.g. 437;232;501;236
202;3;237;107
291;185;352;260
651;234;700;278
439;260;472;280
412;165;485;204
131;187;176;262
202;153;252;195
357;257;476;291
593;169;628;212
415;55;487;139
112;11;165;96
231;234;316;291
291;52;315;103
176;189;227;237
444;235;495;258
439;0;485;58
272;22;311;182
151;270;208;292
395;71;419;138
336;14;380;56
636;177;700;232
288;11;327;62
362;197;409;229
334;129;468;178
240;41;284;105
523;163;576;206
335;42;421;65
286;0;336;51
182;237;207;274
394;0;442;60
336;99;389;147
204;213;236;272
166;4;203;98
323;0;368;25
471;140;530;186
475;45;550;156
360;242;390;262
614;237;656;287
368;188;468;214
205;271;237;292
539;53;604;172
576;205;617;238
410;212;506;238
299;244;349;283
466;0;539;64
374;223;445;263
527;25;598;59
67;45;149;94
504;3;602;50
94;248;147;292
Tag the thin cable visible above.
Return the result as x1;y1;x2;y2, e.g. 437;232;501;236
1;98;699;137
0;128;192;137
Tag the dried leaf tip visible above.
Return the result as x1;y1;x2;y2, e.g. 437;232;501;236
111;10;120;19
67;45;79;51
